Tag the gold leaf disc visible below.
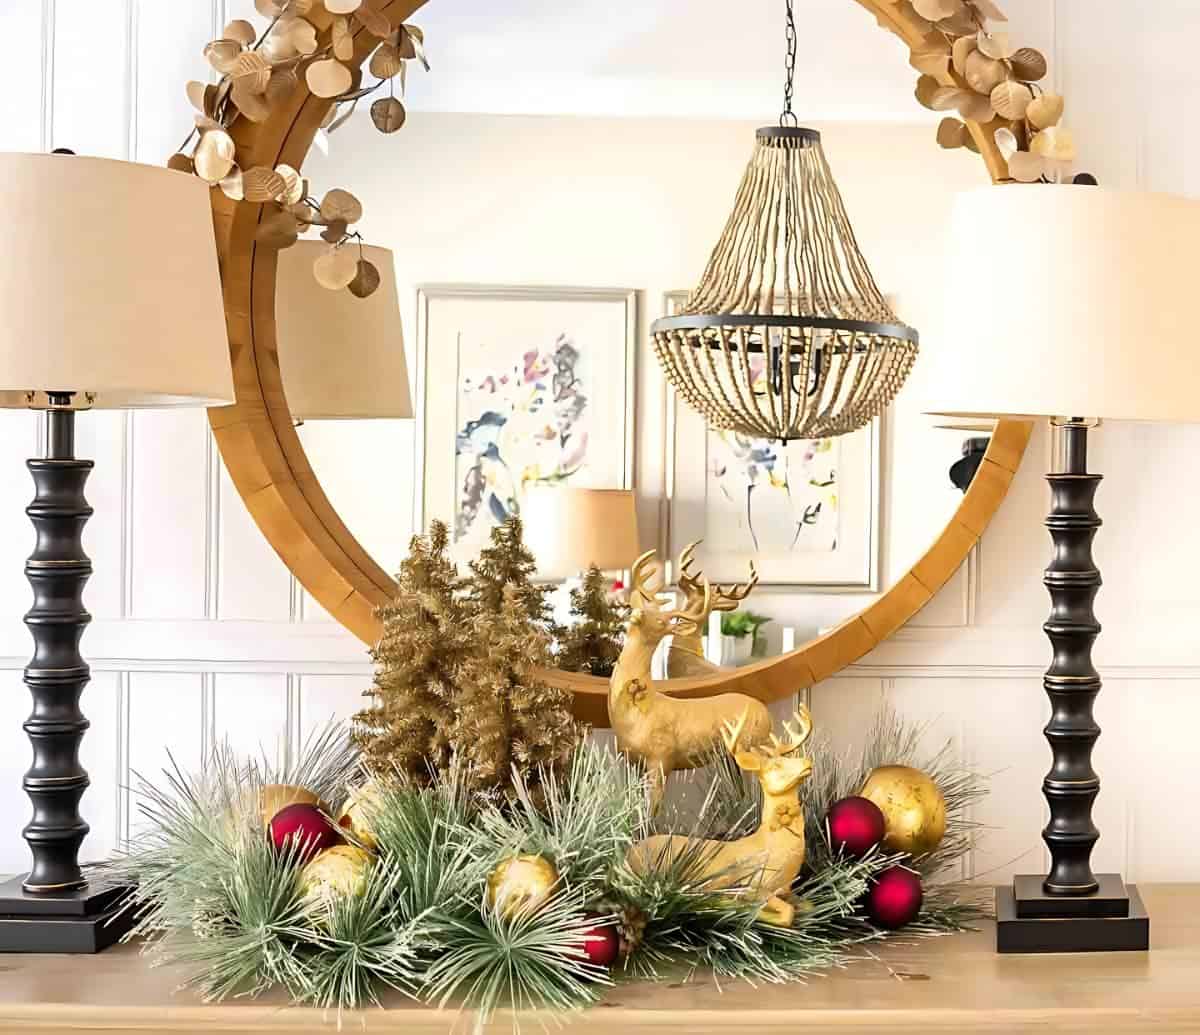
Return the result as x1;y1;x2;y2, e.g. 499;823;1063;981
194;129;237;184
951;34;977;76
977;29;1016;60
956;90;994;123
313;246;359;290
167;152;195;174
993;126;1020;159
321;219;349;244
1007;150;1046;183
914;75;941;110
1030;126;1076;162
332;17;356;61
203;39;242;75
231;51;271;93
936;117;967;149
320;188;363;225
306;59;353;99
275;164;304;205
370;97;406;133
325;0;363;12
348;259;381;299
929;86;968;112
256;210;301;249
231;79;272;123
964;50;1008;94
1026;92;1065;130
911;0;960;19
285;17;319;56
243;166;287;203
254;0;286;15
223;19;257;46
990;80;1033;120
369;42;403;80
355;3;393;39
219;164;244;202
265;67;298;107
185;80;211;113
1009;47;1048;82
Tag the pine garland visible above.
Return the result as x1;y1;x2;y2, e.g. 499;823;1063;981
111;708;988;1027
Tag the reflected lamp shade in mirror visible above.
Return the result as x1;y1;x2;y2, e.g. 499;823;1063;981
521;488;640;578
275;241;413;420
0;153;234;408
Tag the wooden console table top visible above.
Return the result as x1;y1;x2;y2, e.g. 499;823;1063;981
1;883;1198;1034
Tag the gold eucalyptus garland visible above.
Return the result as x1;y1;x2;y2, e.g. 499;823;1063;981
171;0;428;297
888;0;1079;181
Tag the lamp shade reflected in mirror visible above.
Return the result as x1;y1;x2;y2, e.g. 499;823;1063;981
276;241;412;421
522;488;640;578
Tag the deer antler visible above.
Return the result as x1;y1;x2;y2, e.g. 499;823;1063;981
712;561;759;612
630;550;665;607
677;545;758;615
721;707;751;755
764;707;813;758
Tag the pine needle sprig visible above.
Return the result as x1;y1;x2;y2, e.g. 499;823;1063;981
422;889;610;1021
476;742;646;894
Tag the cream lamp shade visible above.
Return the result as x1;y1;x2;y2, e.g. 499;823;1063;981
275;241;412;420
0;153;233;409
521;488;640;578
927;185;1200;422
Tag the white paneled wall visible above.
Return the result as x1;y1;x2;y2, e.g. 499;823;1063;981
0;0;1197;893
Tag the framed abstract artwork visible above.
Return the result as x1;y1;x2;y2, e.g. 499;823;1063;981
663;292;882;590
416;285;637;567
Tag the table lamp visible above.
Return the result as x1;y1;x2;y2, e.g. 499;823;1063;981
275;241;412;421
521;488;640;580
0;152;233;952
929;185;1200;953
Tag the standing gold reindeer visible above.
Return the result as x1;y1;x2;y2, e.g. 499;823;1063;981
666;543;760;678
628;706;814;927
608;548;772;811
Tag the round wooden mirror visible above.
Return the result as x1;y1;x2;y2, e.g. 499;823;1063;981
208;0;1031;727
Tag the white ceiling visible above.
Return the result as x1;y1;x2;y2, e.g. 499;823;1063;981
402;0;933;121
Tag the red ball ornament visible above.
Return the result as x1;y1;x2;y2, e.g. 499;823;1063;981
827;796;887;858
268;802;343;863
579;917;620;967
866;866;923;930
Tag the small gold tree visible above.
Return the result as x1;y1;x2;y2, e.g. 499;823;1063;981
556;566;629;677
352;521;471;779
464;516;555;630
454;585;582;797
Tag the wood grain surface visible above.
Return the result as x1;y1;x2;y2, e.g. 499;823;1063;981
0;884;1193;1033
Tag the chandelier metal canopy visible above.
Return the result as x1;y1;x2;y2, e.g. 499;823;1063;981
651;1;918;442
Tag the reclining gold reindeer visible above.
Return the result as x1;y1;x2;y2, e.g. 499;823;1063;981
666;543;759;678
628;705;814;927
609;548;772;811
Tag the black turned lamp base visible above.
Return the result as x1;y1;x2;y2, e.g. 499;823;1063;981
996;873;1149;954
0;874;135;953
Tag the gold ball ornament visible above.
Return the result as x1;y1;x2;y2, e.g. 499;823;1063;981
860;765;947;857
300;844;374;904
336;780;386;851
258;783;324;828
486;854;559;918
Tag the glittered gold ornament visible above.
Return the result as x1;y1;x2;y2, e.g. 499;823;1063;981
486;854;558;918
301;844;373;903
336;779;385;850
859;765;947;857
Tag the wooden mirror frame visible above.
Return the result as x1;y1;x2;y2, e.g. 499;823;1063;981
208;0;1032;727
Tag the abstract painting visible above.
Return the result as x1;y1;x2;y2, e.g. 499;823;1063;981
418;286;636;564
664;292;880;589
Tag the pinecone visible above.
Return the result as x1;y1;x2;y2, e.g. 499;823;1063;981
595;897;648;959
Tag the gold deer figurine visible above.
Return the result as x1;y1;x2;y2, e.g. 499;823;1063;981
666;543;759;678
628;705;814;927
609;548;772;812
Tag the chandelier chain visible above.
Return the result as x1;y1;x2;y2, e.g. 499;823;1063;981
781;0;798;127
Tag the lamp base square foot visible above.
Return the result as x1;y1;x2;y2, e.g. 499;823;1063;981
0;874;135;953
996;883;1149;954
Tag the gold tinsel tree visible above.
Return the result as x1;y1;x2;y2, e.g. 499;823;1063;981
352;521;472;779
454;585;582;796
464;516;555;630
555;565;629;678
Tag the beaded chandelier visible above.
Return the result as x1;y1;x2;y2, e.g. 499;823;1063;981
651;1;918;442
